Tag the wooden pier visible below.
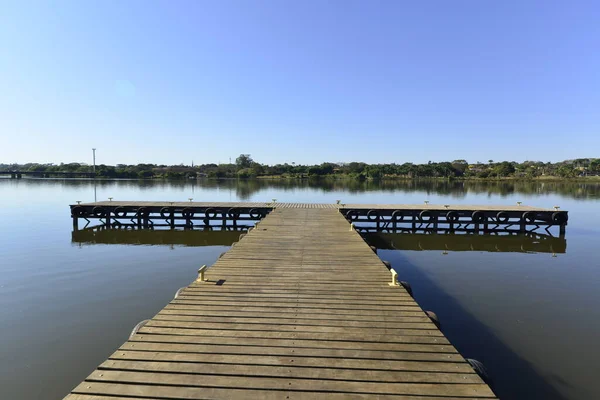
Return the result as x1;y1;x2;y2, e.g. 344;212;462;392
70;201;568;236
65;205;498;399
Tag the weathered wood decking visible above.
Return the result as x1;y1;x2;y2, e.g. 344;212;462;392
65;208;495;399
77;200;552;211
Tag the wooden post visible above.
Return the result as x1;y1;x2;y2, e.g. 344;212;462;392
170;209;175;229
72;216;79;231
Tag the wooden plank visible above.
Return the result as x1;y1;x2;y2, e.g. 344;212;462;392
169;299;422;311
108;350;472;372
135;327;451;344
68;383;493;400
116;341;461;362
165;303;423;314
78;371;496;397
142;320;443;336
151;314;436;330
99;359;480;383
158;308;428;320
128;333;456;352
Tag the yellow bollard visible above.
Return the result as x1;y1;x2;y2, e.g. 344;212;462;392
388;269;399;286
197;265;208;282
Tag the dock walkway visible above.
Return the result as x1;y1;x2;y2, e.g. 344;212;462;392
65;207;495;399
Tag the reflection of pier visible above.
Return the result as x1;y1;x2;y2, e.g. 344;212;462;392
72;225;567;254
363;232;566;254
72;226;244;247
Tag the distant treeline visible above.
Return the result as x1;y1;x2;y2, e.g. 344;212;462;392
2;155;599;180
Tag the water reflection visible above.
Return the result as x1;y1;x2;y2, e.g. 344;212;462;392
71;225;566;256
72;226;245;247
364;232;566;254
6;176;600;201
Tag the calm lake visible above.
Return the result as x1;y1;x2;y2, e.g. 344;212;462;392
1;178;599;400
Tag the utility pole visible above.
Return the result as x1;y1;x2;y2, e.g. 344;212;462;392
92;148;96;175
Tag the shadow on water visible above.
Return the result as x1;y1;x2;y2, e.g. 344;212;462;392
378;249;567;400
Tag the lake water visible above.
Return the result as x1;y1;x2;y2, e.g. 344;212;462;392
1;178;599;400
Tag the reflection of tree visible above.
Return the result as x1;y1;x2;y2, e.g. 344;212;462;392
235;180;262;200
15;178;600;201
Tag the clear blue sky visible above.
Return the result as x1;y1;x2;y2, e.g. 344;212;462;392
1;1;598;166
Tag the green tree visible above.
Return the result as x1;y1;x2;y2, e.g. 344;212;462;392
237;168;255;179
451;160;469;176
236;154;253;170
493;162;515;177
557;165;577;178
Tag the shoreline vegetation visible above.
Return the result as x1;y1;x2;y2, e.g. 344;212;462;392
2;154;599;181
